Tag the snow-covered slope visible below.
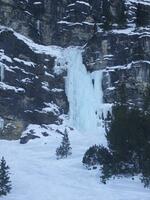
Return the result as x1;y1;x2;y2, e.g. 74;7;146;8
1;126;150;200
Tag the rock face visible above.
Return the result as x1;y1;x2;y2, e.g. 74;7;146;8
0;0;150;139
0;28;68;139
82;0;150;110
0;0;127;46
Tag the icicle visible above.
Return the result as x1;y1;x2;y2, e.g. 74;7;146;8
0;63;4;82
36;20;40;32
0;117;4;130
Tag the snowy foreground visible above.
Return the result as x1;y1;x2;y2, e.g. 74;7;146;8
0;126;150;200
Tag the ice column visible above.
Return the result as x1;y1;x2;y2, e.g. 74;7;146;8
66;47;105;134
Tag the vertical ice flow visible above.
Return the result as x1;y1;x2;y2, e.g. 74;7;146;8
66;47;107;134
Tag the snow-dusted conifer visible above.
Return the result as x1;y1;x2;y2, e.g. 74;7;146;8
0;157;12;196
56;129;72;159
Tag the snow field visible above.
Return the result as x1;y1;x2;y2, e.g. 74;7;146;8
0;126;150;200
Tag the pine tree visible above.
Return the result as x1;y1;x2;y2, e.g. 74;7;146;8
0;157;12;196
56;129;72;159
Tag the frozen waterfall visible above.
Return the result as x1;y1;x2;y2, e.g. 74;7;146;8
65;47;108;134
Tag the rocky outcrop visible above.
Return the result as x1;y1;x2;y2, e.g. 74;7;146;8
103;61;150;106
0;0;94;45
0;0;127;46
0;28;68;139
82;0;150;109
